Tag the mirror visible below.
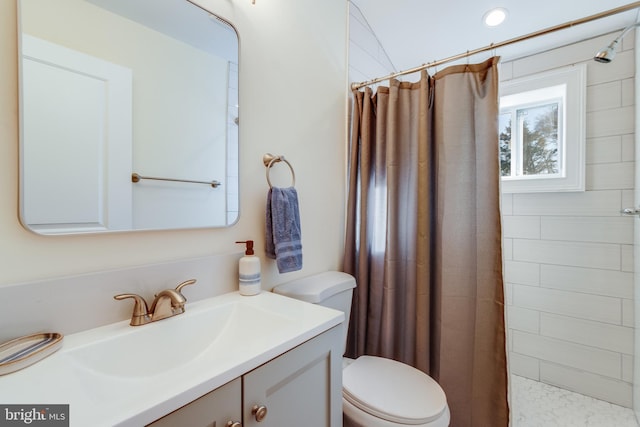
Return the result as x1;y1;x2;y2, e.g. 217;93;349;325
18;0;239;234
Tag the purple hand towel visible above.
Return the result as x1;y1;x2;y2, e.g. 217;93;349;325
266;187;302;273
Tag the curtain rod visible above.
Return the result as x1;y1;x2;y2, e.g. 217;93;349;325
351;1;640;90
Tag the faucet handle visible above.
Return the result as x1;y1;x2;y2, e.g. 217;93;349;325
175;279;197;294
114;293;150;326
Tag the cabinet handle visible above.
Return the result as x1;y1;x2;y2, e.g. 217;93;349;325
251;405;268;422
226;422;242;427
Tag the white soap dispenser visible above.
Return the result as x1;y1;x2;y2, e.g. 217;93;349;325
236;240;261;296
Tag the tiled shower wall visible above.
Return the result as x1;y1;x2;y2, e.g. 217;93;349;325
226;61;239;223
502;32;635;407
348;2;395;86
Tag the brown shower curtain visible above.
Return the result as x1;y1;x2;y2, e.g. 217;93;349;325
344;57;508;427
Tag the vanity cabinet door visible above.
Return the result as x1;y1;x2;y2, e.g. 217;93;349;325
242;325;343;427
148;377;242;427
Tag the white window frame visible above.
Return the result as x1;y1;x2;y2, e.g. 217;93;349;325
499;64;586;193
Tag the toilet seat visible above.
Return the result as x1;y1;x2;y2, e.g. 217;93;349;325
342;356;448;425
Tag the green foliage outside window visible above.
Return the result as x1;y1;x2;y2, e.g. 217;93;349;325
499;103;559;177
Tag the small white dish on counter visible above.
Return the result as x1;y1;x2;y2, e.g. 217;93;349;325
0;333;63;375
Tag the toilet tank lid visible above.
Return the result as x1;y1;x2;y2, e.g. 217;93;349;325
273;271;356;303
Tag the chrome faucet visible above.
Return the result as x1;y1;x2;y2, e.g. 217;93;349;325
114;279;196;326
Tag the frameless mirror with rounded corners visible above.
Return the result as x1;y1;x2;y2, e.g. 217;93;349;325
18;0;239;235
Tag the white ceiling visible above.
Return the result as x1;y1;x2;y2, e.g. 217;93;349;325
352;0;640;72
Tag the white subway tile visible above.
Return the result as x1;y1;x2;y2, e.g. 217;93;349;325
512;190;621;216
586;135;622;164
513;331;621;379
586;107;635;139
621;134;634;162
622;299;634;327
540;362;632;408
509;352;540;380
499;62;513;81
540;216;633;244
586;162;634;190
621;244;634;272
586;81;621;112
348;6;368;27
502;216;540;239
622;190;634;212
621;78;634;108
513;285;621;324
349;18;384;60
225;178;239;195
227;195;239;211
540;312;633;354
511;35;608;78
588;50;636;86
349;67;370;87
508;306;540;333
501;26;635;408
504;260;540;286
349;8;396;80
500;193;513;215
623;354;633;383
503;238;513;261
622;28;636;51
349;43;396;82
505;283;514;305
540;264;633;299
349;26;394;78
513;239;620;270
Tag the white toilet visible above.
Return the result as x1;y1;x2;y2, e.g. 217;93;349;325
273;271;450;427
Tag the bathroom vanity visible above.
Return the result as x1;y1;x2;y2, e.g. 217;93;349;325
150;325;341;426
0;292;344;427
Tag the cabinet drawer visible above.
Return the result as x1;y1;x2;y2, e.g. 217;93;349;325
148;378;241;427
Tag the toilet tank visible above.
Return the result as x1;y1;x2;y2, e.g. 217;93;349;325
273;271;356;355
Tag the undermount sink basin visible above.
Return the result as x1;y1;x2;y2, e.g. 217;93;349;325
66;299;291;378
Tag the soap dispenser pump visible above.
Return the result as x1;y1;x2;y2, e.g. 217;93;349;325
236;240;261;296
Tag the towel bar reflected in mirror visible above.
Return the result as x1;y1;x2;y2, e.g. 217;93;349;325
131;173;221;188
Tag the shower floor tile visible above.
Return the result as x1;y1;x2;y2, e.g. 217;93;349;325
511;375;638;427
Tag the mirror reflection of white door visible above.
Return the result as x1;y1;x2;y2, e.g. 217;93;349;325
21;35;132;233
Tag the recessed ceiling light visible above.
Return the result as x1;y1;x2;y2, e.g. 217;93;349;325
483;8;508;27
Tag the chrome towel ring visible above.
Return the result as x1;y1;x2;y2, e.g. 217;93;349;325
263;153;296;188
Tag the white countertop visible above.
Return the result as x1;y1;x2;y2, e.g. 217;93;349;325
0;291;344;426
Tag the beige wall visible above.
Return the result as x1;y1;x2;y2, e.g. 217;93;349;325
502;32;635;407
0;0;348;286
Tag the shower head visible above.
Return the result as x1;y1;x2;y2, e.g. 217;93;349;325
594;22;640;63
594;40;618;63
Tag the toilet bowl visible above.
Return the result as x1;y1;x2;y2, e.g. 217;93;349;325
342;356;450;427
273;271;450;427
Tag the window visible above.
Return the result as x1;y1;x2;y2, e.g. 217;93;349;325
499;64;586;193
